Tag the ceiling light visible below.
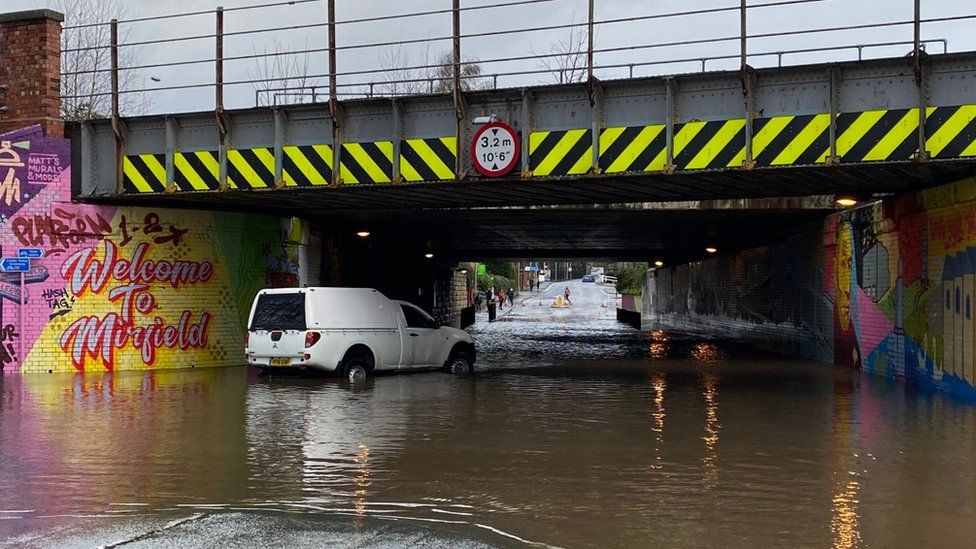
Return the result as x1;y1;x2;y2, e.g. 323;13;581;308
835;196;858;207
705;247;718;254
356;231;370;238
425;253;434;259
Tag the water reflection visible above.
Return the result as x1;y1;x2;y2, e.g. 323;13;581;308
649;373;666;470
701;375;720;489
353;442;371;521
830;381;862;549
648;330;669;360
3;300;976;547
693;342;726;363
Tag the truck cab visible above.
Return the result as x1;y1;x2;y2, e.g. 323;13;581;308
245;287;476;380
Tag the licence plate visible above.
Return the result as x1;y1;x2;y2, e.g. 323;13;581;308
269;358;291;367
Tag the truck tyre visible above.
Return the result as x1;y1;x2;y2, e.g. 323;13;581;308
340;356;369;382
445;352;472;375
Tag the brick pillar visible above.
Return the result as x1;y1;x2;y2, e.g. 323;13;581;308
0;10;64;137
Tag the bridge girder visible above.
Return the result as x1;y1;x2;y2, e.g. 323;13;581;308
74;52;976;210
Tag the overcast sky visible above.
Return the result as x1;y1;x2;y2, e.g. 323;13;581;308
7;0;976;114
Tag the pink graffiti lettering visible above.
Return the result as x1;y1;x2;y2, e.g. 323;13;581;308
107;283;153;323
58;311;211;370
61;240;213;297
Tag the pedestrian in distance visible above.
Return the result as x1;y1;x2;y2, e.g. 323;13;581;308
529;279;535;293
508;288;515;306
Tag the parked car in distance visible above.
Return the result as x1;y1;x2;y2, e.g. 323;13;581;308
581;275;596;283
245;287;476;381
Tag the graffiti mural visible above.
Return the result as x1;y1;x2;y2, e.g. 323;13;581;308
650;175;976;398
0;125;297;373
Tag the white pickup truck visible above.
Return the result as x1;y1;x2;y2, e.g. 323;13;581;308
245;287;476;380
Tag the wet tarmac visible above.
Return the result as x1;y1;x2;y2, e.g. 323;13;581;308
2;280;976;547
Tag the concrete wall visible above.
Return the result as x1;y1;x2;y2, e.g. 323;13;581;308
0;125;298;373
646;175;976;398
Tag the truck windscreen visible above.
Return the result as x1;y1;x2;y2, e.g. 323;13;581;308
250;293;306;331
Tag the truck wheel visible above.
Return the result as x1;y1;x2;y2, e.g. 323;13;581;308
446;353;472;375
340;358;369;382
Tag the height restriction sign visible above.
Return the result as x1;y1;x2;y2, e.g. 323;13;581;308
471;121;519;177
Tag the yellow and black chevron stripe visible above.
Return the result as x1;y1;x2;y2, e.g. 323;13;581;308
530;129;591;177
282;144;333;186
750;106;976;165
599;120;748;173
748;114;831;166
340;141;393;184
226;147;275;189
599;125;666;173
400;137;456;181
672;119;747;170
925;105;976;159
173;151;220;191
123;153;167;193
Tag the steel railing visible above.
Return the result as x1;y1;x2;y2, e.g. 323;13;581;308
57;0;975;120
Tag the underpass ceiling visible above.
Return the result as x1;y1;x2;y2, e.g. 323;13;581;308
85;162;974;261
317;207;835;262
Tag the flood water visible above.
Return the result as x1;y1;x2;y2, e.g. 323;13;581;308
2;281;976;548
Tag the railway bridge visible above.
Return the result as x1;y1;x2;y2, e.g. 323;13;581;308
1;3;976;397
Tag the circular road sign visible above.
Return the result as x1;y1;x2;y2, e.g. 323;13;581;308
471;121;519;177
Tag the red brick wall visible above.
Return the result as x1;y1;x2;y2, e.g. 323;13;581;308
0;11;64;137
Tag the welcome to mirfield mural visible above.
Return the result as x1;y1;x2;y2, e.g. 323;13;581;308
0;125;299;373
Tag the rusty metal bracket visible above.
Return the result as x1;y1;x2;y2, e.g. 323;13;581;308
273;108;287;188
328;0;343;186
740;63;757;170
392;99;403;183
826;66;842;166
588;77;604;176
110;18;125;194
664;77;677;174
913;0;930;161
330;101;343;187
164;116;179;192
521;89;533;178
215;6;230;191
452;0;466;181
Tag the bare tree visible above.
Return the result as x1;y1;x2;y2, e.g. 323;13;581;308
378;46;484;97
377;43;431;96
533;19;589;84
57;0;148;120
249;40;324;107
430;52;484;93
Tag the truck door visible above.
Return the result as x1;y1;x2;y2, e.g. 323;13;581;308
399;304;441;368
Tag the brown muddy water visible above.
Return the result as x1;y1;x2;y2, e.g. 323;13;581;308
1;281;975;548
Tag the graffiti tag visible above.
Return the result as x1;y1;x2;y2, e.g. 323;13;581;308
119;213;189;247
0;324;19;368
11;208;113;252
